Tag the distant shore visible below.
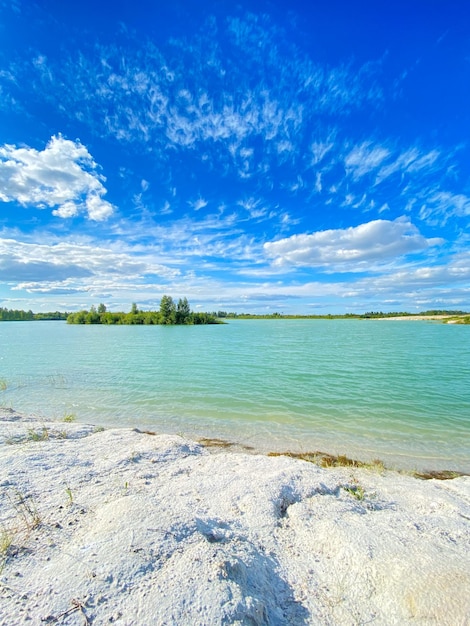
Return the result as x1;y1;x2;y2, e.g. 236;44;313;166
369;314;457;321
1;409;469;625
2;307;469;323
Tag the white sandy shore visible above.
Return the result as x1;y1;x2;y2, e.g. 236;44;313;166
368;315;456;321
1;409;469;625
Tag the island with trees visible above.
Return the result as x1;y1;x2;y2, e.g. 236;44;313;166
66;297;221;325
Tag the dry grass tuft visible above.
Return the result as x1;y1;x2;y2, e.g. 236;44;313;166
411;469;467;481
268;450;386;471
198;437;255;451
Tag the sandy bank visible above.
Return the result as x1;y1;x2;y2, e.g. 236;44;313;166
1;410;469;625
367;315;455;321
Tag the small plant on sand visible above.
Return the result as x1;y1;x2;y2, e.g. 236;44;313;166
65;486;73;505
1;491;42;576
343;483;366;501
0;379;7;391
27;425;49;442
0;526;14;573
341;473;367;501
63;412;76;423
10;490;41;531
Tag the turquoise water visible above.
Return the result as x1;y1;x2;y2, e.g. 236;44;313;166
0;319;469;471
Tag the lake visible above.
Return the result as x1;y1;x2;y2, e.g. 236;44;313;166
1;319;469;471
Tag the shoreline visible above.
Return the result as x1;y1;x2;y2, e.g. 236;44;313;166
368;314;457;321
1;410;470;624
2;407;469;476
2;408;468;476
194;436;468;480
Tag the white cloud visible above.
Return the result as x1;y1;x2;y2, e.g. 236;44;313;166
264;218;442;270
345;142;390;180
0;135;114;220
237;197;268;220
375;147;440;185
189;197;208;211
160;201;172;215
310;141;335;165
314;172;322;193
0;236;178;292
348;250;470;301
419;191;470;224
8;14;386;184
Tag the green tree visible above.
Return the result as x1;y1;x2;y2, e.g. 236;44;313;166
159;295;176;324
67;310;87;324
192;312;219;325
85;305;100;324
176;297;191;324
143;311;161;324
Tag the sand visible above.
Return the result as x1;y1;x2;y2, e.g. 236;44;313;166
1;408;469;625
368;315;456;321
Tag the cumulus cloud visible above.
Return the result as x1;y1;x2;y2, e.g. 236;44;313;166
264;218;442;270
0;135;114;220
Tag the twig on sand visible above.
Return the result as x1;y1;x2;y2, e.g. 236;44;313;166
42;598;89;625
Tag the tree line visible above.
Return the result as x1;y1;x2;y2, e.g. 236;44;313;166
0;308;68;321
66;297;221;325
213;309;469;320
1;305;468;324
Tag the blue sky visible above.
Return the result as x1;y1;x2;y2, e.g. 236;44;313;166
0;0;469;314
